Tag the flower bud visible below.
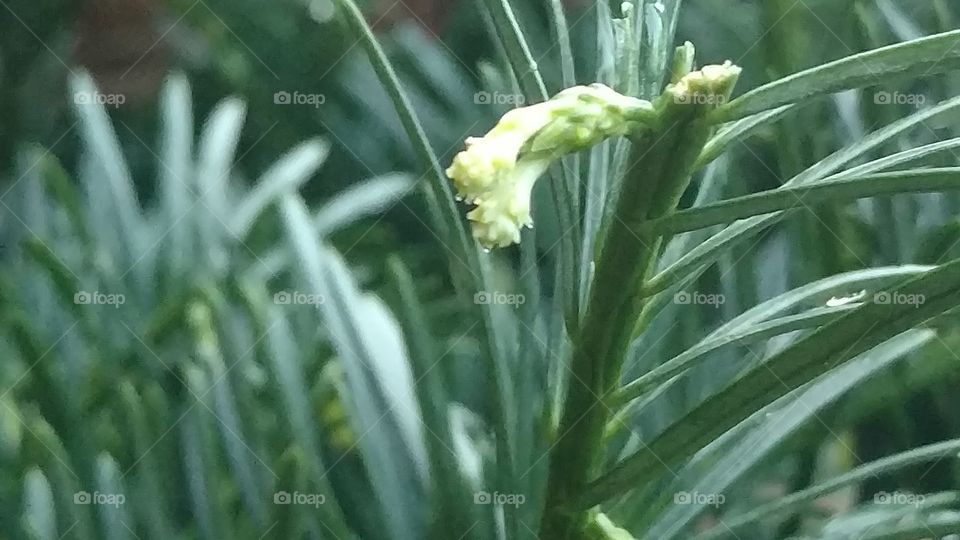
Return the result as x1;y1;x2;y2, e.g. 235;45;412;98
664;61;742;109
447;84;654;248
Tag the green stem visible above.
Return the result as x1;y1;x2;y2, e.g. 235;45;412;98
539;94;722;539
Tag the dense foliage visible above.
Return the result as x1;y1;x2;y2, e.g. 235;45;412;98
3;1;960;539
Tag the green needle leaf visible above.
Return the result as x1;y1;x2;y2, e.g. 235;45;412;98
639;168;960;236
581;257;960;507
711;29;960;123
697;438;960;540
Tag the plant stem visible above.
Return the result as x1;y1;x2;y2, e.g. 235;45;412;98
539;93;722;539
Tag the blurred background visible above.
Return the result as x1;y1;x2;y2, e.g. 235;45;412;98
2;0;958;256
2;0;960;538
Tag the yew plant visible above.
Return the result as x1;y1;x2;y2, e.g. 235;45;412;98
336;0;960;538
5;1;960;540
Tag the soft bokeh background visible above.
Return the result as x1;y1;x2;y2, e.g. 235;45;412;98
4;0;958;256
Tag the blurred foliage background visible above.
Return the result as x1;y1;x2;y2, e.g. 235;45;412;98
3;0;960;539
3;0;959;259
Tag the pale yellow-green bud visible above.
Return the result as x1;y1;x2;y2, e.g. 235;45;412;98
447;84;655;249
665;61;742;108
465;158;549;248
